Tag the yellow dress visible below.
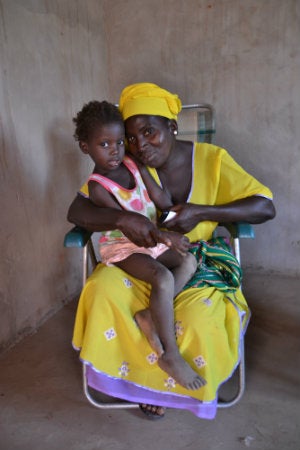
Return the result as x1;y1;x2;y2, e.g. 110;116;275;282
72;143;273;419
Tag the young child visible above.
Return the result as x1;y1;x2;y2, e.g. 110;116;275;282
73;100;206;390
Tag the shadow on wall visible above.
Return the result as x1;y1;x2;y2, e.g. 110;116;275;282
0;115;89;351
43;115;90;302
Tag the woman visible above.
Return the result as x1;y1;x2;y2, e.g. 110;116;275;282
68;83;276;420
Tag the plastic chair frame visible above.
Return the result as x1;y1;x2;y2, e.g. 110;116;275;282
64;103;255;410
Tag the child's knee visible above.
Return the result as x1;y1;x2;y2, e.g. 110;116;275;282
153;264;174;287
185;252;197;274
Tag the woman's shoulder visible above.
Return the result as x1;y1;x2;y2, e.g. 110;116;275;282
193;141;227;162
194;141;226;153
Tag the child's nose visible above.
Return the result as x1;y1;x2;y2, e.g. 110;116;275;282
110;143;119;154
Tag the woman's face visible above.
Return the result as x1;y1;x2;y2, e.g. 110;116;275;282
125;115;177;168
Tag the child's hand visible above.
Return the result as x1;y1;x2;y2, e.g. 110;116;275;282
157;230;190;256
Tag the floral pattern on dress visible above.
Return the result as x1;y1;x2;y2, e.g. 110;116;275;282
104;327;117;341
88;156;157;247
202;297;212;306
193;355;207;368
123;278;133;288
164;377;176;390
146;352;158;365
119;361;130;377
175;320;184;337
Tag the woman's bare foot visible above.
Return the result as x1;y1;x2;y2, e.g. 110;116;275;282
158;350;206;390
135;309;164;357
139;404;166;420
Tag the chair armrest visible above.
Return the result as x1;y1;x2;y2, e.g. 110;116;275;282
220;222;255;239
64;226;93;248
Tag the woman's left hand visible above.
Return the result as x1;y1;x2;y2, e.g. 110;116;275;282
163;197;276;232
163;203;201;233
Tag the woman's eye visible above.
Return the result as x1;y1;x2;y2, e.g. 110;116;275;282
144;127;153;137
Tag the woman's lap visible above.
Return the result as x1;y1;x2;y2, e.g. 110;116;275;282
72;263;249;418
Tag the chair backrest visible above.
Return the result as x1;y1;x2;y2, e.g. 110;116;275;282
178;104;216;143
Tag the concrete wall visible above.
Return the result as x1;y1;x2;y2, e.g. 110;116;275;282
0;0;108;349
0;0;299;349
103;0;300;275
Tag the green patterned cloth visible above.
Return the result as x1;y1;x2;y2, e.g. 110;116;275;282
184;237;242;292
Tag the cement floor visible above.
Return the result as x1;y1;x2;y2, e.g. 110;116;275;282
0;273;300;450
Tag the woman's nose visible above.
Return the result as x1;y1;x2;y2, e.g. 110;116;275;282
136;136;147;152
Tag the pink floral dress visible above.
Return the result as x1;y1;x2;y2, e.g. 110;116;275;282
88;156;168;265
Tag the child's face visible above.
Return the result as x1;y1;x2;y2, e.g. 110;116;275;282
80;123;125;174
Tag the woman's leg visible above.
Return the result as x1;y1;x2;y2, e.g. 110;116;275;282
115;253;205;390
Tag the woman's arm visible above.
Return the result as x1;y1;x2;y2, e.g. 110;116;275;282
67;193;162;247
164;196;276;234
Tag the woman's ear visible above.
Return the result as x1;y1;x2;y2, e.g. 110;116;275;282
168;119;178;136
79;141;89;154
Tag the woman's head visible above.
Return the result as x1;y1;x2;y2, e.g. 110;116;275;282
119;83;182;121
119;83;182;168
73;101;125;172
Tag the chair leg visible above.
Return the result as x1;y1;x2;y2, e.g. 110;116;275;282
81;243;138;410
82;245;88;287
82;364;139;410
217;338;245;408
232;237;241;264
82;345;245;412
82;240;99;287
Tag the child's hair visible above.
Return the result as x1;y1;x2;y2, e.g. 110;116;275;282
73;100;123;142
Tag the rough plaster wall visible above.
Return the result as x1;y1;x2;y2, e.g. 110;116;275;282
103;0;300;275
0;0;108;349
1;0;299;349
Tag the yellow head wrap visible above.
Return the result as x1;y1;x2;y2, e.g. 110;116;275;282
119;83;182;121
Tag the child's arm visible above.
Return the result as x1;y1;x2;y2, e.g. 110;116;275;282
88;180;122;210
137;163;173;211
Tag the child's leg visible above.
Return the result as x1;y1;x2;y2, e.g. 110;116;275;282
115;253;205;390
115;253;174;357
157;248;197;296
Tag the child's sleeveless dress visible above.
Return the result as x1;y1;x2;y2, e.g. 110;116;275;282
88;155;168;265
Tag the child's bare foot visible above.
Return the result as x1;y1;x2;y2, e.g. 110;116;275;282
135;309;164;357
158;350;206;390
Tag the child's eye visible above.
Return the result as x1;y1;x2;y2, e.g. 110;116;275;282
100;142;109;148
118;139;125;145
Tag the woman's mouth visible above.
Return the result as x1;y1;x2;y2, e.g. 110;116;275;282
141;152;156;164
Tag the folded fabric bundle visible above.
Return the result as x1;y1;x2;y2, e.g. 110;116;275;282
184;237;242;292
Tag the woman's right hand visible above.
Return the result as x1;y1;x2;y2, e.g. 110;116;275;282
117;211;161;248
68;194;161;247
